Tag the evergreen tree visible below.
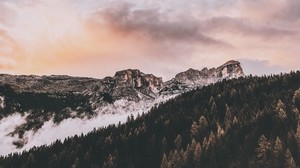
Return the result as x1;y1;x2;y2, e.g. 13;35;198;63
202;137;208;151
275;100;287;120
211;102;217;114
190;121;199;140
208;131;216;145
232;116;238;125
170;150;183;168
273;137;283;158
161;153;169;168
256;135;271;167
174;134;183;150
293;88;300;111
217;125;225;138
84;151;91;167
209;97;215;106
224;104;232;131
193;142;202;167
183;145;193;168
284;149;296;168
26;153;35;168
199;116;208;135
71;157;80;168
162;137;168;156
190;139;197;153
49;154;59;168
273;137;284;168
102;154;117;168
296;121;300;166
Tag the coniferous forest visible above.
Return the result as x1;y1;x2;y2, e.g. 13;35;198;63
1;72;300;168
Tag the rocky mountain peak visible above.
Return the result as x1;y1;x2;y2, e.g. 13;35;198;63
161;60;245;94
113;69;163;91
114;69;144;86
174;68;202;84
174;60;244;84
216;60;244;78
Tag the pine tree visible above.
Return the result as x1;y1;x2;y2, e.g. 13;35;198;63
211;102;217;114
209;97;215;106
71;157;80;168
296;121;300;166
284;149;296;168
170;150;183;168
161;153;169;168
49;154;59;168
190;139;197;154
273;137;284;168
190;121;199;140
84;151;91;167
202;137;208;151
256;135;271;167
174;134;183;150
293;88;300;111
199;116;208;133
208;131;216;145
296;121;300;143
224;104;232;132
26;153;35;168
273;137;283;158
217;125;225;138
183;145;193;168
162;137;168;156
232;116;238;125
102;154;117;168
193;142;202;167
275;100;287;120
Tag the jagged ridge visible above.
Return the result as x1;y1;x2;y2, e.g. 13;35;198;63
0;60;244;151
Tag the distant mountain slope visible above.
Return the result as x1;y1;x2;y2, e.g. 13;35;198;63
0;60;244;153
0;71;299;168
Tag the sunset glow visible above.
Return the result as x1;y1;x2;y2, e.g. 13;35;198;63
0;0;299;79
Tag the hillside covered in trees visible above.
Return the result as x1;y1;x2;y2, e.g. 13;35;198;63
1;72;300;168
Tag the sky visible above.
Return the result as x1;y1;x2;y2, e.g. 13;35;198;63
0;0;299;80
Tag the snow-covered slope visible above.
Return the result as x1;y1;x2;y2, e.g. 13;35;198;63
0;60;244;156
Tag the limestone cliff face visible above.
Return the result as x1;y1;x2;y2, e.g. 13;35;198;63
161;60;244;94
114;69;163;92
216;60;244;78
86;69;163;105
174;60;244;84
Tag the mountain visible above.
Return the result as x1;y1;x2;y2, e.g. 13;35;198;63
1;71;299;168
160;60;244;94
0;60;244;154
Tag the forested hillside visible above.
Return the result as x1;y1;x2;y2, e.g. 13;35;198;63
1;72;300;168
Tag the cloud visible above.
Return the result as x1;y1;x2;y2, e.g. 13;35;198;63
238;59;287;76
274;1;300;22
200;17;296;40
97;2;232;48
0;0;299;79
0;28;22;70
